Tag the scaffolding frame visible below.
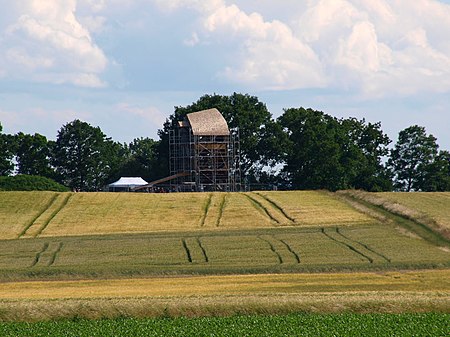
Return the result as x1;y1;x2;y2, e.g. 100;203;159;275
169;126;241;192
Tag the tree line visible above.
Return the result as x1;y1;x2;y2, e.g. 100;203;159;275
1;93;449;192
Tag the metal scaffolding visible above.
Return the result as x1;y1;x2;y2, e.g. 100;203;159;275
169;109;241;192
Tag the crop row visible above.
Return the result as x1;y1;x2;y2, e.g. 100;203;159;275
1;225;448;279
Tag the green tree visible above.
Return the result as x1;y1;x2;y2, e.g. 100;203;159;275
278;108;392;191
341;118;392;191
51;119;121;191
15;132;54;177
0;122;15;176
114;137;162;182
160;93;283;178
388;125;438;191
420;150;450;191
279;108;345;190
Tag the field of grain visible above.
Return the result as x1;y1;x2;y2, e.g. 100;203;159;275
1;224;449;280
0;270;449;321
0;190;449;322
375;192;450;230
0;191;376;239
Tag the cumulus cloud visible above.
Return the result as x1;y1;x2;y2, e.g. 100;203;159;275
296;0;450;96
149;0;450;95
178;2;326;89
0;0;108;87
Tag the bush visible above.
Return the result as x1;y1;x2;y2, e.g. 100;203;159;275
0;175;69;192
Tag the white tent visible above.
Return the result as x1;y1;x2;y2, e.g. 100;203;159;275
108;177;148;192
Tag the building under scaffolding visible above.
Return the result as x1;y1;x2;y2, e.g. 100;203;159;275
168;108;241;192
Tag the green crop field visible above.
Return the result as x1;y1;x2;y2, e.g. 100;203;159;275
1;313;449;337
0;190;449;322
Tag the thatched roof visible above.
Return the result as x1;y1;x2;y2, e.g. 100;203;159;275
186;108;230;136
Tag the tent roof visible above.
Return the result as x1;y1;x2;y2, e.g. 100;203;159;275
186;108;230;136
108;177;148;187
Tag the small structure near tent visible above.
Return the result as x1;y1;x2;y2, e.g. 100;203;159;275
108;177;148;192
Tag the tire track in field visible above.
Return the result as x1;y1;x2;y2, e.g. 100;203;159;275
199;193;213;227
197;237;209;262
321;228;374;263
255;192;296;224
182;238;209;263
30;243;49;267
245;194;280;225
258;236;283;264
215;194;227;227
18;194;59;238
47;242;64;266
335;228;391;263
35;193;73;237
278;238;301;263
181;239;192;263
20;193;73;238
30;242;65;267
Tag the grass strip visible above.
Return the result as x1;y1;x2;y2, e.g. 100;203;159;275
338;191;450;247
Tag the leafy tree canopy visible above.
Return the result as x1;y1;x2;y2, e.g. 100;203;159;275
51;119;122;191
113;137;163;183
388;125;439;191
15;132;54;178
0;175;69;192
0;122;15;176
278;108;392;191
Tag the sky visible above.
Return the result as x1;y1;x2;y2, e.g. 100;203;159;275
1;0;450;150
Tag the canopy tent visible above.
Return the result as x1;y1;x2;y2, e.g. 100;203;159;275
108;177;148;192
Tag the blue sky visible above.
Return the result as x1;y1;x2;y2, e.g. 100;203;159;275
1;0;450;150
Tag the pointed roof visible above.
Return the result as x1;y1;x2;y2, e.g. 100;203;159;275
186;108;230;136
108;177;148;187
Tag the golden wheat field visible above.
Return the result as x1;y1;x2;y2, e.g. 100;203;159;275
0;190;375;239
0;190;449;320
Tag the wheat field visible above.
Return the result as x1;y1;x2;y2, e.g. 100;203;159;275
0;190;376;239
0;190;449;320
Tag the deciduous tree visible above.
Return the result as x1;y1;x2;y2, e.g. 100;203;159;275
51;120;121;191
15;132;54;177
388;125;438;191
0;122;15;176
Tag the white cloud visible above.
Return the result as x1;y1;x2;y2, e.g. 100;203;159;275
0;0;108;87
294;0;450;97
155;0;450;95
190;3;327;89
